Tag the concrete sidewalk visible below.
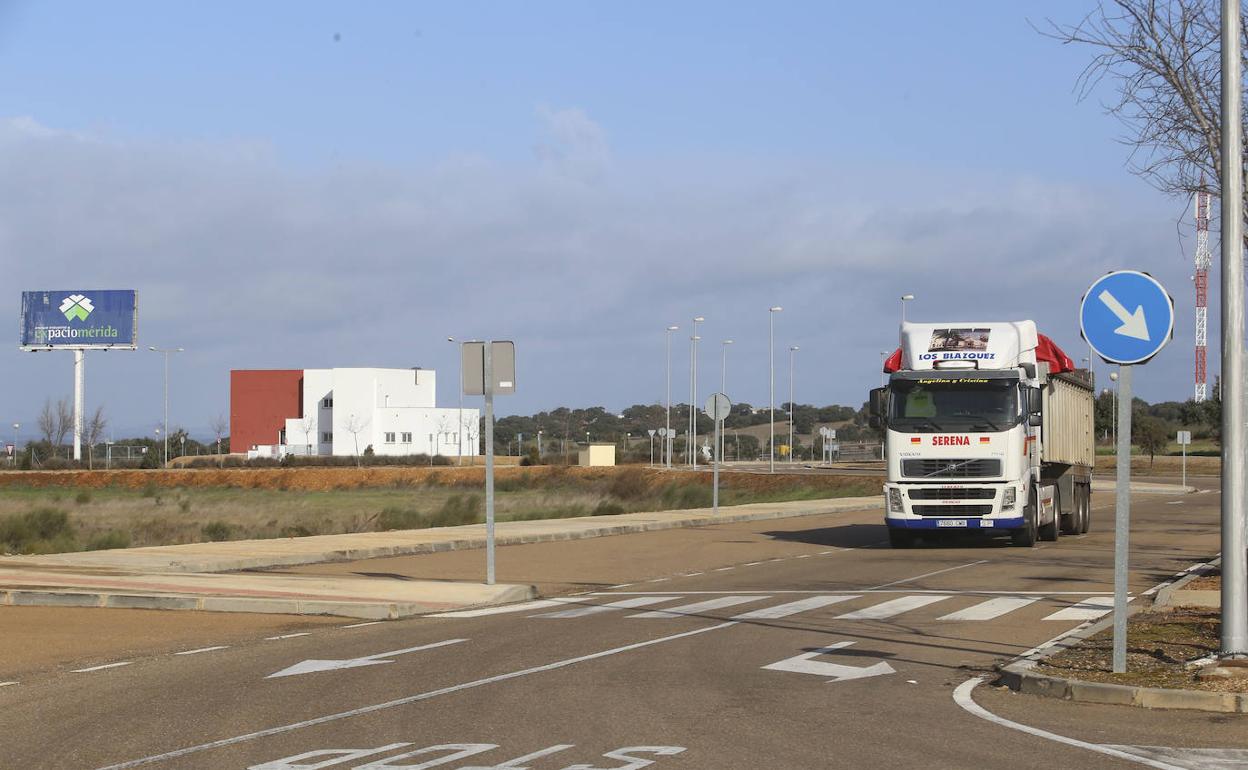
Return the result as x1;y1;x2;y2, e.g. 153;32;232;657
0;495;882;619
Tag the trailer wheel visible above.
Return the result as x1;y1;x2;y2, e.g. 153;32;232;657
1059;484;1079;536
1011;491;1038;547
1039;486;1060;542
888;529;916;549
1079;483;1092;534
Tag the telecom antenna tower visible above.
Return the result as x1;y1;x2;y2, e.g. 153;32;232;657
1195;187;1213;402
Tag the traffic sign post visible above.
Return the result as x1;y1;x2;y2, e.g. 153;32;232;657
705;393;731;515
463;341;517;586
647;429;657;467
1177;430;1192;490
1080;271;1174;673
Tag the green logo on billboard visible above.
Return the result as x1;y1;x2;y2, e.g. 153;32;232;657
59;294;94;322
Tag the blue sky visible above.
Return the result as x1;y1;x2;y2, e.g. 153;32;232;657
0;1;1209;439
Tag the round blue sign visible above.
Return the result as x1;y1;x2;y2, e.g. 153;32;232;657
1079;270;1174;365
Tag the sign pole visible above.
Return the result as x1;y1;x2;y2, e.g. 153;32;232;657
73;349;84;462
483;342;496;586
713;415;720;515
1220;0;1248;662
1113;364;1133;673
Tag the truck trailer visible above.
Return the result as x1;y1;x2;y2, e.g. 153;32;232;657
868;321;1095;548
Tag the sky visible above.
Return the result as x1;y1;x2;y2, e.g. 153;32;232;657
0;1;1215;441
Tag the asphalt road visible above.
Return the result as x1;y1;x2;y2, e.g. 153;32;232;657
1;481;1243;769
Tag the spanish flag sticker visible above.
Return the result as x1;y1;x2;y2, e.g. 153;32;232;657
979;437;991;444
910;437;921;444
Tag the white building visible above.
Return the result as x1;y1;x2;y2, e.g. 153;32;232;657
239;367;478;459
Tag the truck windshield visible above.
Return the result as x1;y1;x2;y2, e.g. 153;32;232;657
888;378;1019;433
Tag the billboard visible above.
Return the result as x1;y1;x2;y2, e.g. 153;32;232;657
20;290;138;350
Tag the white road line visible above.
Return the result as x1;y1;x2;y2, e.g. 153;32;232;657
0;681;17;687
743;561;764;566
732;595;860;620
795;554;812;559
683;572;704;576
1044;596;1130;621
427;598;579;618
714;567;734;572
96;622;737;770
265;633;311;641
173;646;229;656
835;595;951;621
938;596;1038;622
534;596;679;618
646;578;670;583
953;677;1186;770
868;560;989;590
72;662;132;673
589;590;1114;596
342;621;383;629
630;595;765;618
608;583;634;589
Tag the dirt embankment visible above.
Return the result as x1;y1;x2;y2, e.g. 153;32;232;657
1093;454;1220;476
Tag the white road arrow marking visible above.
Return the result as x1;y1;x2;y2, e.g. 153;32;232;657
266;638;466;679
1098;289;1150;341
762;641;895;683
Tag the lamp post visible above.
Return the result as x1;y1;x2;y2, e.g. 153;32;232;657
789;345;799;464
720;339;733;463
689;317;704;467
769;306;782;473
665;325;678;468
447;337;465;465
537;429;543;459
900;294;915;323
148;346;184;466
10;422;17;468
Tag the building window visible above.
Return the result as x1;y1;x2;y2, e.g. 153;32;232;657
384;432;396;444
322;397;333;408
321;432;332;443
401;432;412;443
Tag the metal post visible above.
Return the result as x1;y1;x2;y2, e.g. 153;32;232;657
449;337;464;465
720;339;732;464
712;413;721;515
1113;364;1133;673
1220;0;1248;661
690;317;703;467
484;342;496;586
769;306;781;473
1182;439;1187;491
73;350;84;462
665;326;676;468
162;351;169;465
788;346;797;464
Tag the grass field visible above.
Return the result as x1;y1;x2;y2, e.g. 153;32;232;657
0;466;877;555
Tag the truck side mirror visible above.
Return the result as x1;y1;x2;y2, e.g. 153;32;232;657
868;415;882;430
1027;387;1043;415
868;387;887;418
1028;413;1042;427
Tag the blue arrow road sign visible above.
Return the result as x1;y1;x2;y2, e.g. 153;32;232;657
1080;271;1174;365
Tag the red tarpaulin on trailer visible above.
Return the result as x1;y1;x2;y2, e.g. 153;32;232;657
881;334;1075;374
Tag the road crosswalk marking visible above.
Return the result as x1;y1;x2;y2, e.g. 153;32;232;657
938;596;1038;622
732;595;861;620
429;598;580;618
535;596;679;618
630;596;766;618
834;595;951;620
1043;596;1130;620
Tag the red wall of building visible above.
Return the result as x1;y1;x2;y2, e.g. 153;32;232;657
230;370;303;452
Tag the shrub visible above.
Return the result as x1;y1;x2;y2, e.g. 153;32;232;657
74;490;92;505
280;524;316;538
428;495;483;527
178;499;191;513
376;506;423;531
662;482;713;509
140;483;159;498
87;530;131;550
0;507;75;554
201;521;233;541
592;500;626;516
608;468;649;500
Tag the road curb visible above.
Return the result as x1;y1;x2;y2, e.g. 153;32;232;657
0;583;538;620
997;556;1248;713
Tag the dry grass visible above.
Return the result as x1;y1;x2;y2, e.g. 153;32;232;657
0;466;878;554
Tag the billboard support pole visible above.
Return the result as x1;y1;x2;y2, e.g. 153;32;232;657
73;349;84;462
483;341;496;586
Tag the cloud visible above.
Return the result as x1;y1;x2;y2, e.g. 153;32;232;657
0;115;1193;437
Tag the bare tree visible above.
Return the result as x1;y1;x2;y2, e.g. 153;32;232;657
299;417;317;457
37;398;56;448
1038;1;1247;240
84;406;107;470
344;414;369;468
435;415;452;457
50;398;73;458
465;420;480;467
210;414;229;464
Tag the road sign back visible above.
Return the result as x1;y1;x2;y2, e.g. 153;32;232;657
1080;271;1174;365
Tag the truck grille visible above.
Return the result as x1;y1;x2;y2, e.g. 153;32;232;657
911;504;994;517
908;488;996;501
901;459;1002;478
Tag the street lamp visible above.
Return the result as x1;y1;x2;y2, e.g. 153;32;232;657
689;316;704;468
149;346;184;466
789;345;799;464
769;306;782;473
537;429;543;458
665;325;678;468
719;339;733;465
447;337;464;465
900;294;915;323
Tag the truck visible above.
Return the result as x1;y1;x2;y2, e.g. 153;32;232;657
868;321;1095;548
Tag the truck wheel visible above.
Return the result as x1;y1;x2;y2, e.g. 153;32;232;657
1011;493;1038;547
1079;484;1092;534
1039;487;1060;542
1059;484;1079;536
888;529;916;549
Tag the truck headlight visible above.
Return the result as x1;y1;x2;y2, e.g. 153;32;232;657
1002;487;1016;510
887;487;904;513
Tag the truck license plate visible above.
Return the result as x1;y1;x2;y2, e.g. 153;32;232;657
937;519;968;528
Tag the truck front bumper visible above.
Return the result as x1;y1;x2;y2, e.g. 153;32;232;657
884;482;1026;530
